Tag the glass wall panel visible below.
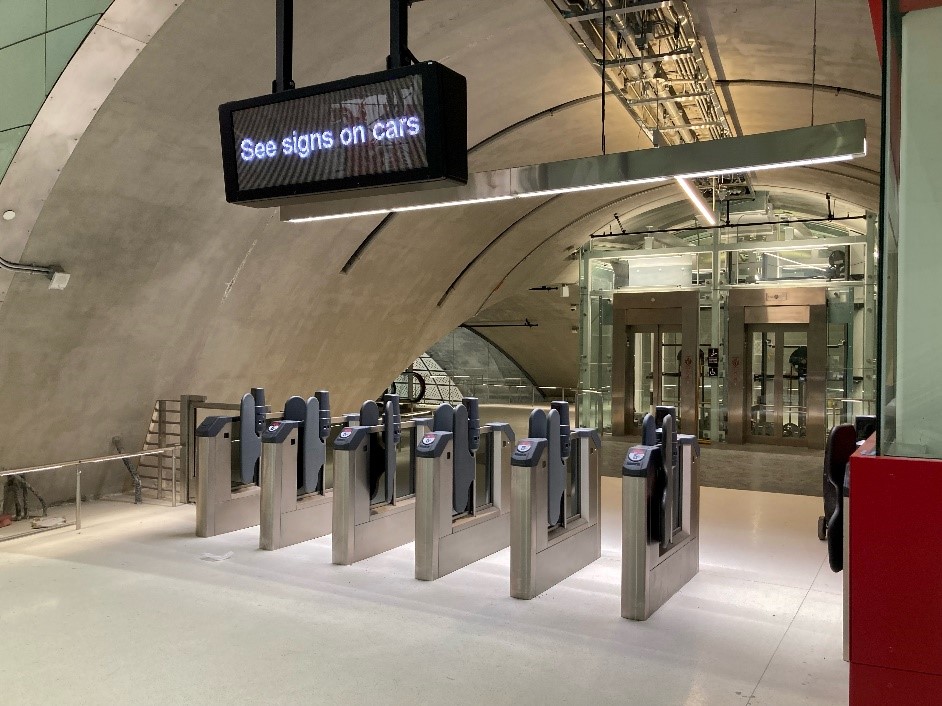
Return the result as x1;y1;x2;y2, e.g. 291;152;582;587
879;4;942;458
0;0;114;182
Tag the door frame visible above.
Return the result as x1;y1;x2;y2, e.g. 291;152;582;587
612;290;699;437
727;287;828;449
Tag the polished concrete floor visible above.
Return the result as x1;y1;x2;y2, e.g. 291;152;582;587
0;479;846;705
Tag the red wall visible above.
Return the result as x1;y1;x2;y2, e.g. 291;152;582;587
900;0;942;10
849;443;942;702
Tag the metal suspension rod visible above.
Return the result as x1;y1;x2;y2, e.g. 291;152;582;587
388;0;410;69
273;0;294;93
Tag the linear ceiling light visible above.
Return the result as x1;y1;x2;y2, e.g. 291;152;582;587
674;177;716;226
281;120;866;224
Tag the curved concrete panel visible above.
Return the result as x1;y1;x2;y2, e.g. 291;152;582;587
0;0;882;503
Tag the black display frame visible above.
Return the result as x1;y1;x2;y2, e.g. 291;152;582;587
219;61;468;205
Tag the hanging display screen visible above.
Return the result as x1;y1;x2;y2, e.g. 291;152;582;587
219;62;467;205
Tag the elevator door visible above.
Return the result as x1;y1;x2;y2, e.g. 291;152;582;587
627;324;683;432
746;326;809;443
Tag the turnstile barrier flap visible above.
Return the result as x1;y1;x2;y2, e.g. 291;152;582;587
551;401;571;460
431;401;477;515
240;393;263;485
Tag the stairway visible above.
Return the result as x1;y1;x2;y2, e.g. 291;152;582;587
136;399;182;501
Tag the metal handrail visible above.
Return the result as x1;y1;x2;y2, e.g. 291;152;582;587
0;445;183;541
0;445;182;477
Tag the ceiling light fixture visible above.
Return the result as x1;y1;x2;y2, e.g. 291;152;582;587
674;176;716;226
281;120;867;224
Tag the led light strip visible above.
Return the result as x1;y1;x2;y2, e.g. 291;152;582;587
287;177;671;223
674;176;716;226
282;122;867;224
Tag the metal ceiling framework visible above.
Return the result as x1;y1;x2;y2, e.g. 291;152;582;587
543;0;753;204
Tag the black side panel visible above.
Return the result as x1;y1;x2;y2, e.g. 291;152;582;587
452;404;474;515
433;403;454;432
464;397;480;453
302;396;324;494
528;408;548;440
283;396;308;492
360;400;380;427
659;414;676;550
283;396;306;422
383;397;401;501
546;408;565;527
641;413;657;446
826;424;857;572
552;401;571;460
240;393;262;485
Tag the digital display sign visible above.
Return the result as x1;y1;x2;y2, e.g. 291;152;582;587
219;62;467;205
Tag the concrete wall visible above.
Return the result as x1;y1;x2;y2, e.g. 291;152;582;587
0;0;882;502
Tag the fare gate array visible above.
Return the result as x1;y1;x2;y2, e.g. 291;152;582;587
191;393;711;617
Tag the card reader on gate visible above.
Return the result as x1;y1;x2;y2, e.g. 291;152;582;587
261;419;302;444
416;431;452;459
333;426;369;449
622;445;661;478
510;439;547;467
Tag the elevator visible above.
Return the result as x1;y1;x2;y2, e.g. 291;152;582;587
727;288;828;449
612;291;700;438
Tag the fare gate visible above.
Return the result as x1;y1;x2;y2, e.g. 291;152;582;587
509;402;602;600
414;398;515;581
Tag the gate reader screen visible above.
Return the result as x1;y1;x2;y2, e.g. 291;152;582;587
219;62;467;205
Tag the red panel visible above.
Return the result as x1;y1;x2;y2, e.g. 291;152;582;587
851;663;942;705
869;0;882;58
850;448;942;677
901;0;942;10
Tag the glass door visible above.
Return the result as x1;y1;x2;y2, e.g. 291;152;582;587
746;325;808;443
627;324;683;430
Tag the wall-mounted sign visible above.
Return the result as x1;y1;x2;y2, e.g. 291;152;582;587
219;62;468;206
707;347;719;377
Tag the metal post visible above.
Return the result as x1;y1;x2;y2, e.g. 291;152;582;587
388;0;410;69
180;394;206;504
75;467;82;531
710;219;721;443
171;451;178;508
157;400;167;500
273;0;295;93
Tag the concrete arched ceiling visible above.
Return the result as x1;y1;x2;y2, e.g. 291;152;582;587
0;0;880;481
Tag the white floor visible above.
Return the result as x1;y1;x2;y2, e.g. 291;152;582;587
0;480;847;705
